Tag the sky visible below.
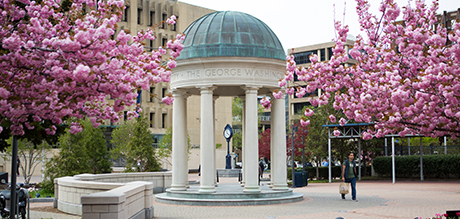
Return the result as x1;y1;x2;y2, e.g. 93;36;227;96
178;0;459;52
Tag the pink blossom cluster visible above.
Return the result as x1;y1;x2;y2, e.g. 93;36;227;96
260;97;271;109
161;95;174;106
0;0;183;135
280;0;460;139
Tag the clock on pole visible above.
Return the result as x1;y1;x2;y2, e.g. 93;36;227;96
223;124;233;169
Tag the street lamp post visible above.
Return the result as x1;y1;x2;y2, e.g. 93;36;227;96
291;122;297;188
10;136;18;218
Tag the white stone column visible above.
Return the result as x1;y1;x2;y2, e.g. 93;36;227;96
269;95;275;188
243;86;260;193
184;94;190;188
213;96;218;186
239;96;246;187
170;89;188;191
272;94;288;190
199;86;217;193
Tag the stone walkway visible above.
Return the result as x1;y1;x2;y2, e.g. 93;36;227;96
26;175;460;219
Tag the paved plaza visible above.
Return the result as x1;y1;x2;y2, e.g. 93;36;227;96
27;174;460;219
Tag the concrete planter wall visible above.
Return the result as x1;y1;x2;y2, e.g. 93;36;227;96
54;172;172;218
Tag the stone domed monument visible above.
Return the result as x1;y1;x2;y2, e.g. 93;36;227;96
158;11;302;205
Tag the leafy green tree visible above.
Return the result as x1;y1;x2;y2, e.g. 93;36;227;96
111;114;161;172
156;126;191;167
231;131;243;151
231;97;265;150
110;119;135;166
302;98;345;179
42;119;111;190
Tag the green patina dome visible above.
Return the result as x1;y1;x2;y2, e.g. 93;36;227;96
178;11;285;61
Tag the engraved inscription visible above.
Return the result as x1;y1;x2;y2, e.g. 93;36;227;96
173;68;282;80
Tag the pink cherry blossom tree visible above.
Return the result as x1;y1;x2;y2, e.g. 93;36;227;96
0;0;183;137
280;0;460;139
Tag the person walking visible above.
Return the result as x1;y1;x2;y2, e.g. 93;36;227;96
322;159;328;167
341;152;358;201
259;159;265;180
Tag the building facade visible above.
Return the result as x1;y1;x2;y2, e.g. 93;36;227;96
112;1;236;170
287;40;356;123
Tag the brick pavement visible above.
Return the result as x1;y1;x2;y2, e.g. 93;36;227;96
26;175;460;219
153;178;460;219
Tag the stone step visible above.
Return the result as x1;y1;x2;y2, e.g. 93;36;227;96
155;192;303;206
155;183;303;206
165;189;294;199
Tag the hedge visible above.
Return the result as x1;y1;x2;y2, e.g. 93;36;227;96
287;166;372;180
372;154;460;179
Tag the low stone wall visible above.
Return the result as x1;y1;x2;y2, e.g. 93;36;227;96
54;172;172;218
81;181;154;219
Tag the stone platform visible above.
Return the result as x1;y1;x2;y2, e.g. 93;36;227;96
155;183;303;206
216;169;241;177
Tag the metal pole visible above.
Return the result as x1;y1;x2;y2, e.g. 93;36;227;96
358;138;361;181
225;140;231;169
291;122;295;188
392;136;395;184
385;138;388;156
444;136;447;155
328;138;331;183
42;146;45;181
420;137;424;181
408;138;411;155
302;138;305;173
11;136;18;218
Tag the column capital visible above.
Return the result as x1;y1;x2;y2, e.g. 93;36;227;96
170;89;189;98
241;85;260;95
198;85;217;94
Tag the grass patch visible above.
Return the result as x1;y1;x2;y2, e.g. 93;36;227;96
308;179;342;183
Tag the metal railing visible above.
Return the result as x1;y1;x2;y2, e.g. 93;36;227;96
259;116;271;121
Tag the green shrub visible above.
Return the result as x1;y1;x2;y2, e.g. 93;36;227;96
372;154;460;178
287;166;371;181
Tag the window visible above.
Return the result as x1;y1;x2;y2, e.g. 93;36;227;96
149;40;154;52
150;113;155;128
293;87;318;98
162;113;166;128
162;38;168;48
122;6;129;22
123;111;128;121
320;49;325;62
137;90;142;103
162;88;167;98
172;19;176;31
327;47;333;61
149;87;155;102
293;102;311;115
150;11;155;26
294;73;299;81
137;9;142;24
161;13;167;29
293;50;316;64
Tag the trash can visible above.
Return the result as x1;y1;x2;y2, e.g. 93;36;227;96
305;171;308;186
294;172;306;187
